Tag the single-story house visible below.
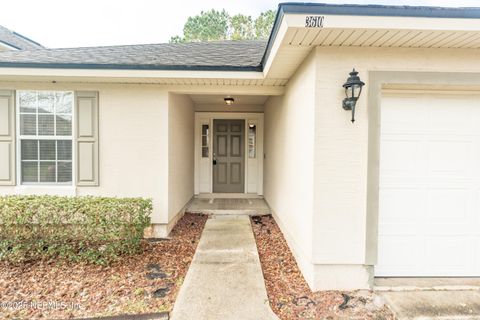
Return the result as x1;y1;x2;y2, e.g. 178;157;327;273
0;2;480;291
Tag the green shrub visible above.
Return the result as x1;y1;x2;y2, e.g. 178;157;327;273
0;196;152;265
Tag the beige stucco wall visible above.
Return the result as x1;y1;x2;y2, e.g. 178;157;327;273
0;82;172;228
264;50;316;284
168;93;195;224
311;46;480;290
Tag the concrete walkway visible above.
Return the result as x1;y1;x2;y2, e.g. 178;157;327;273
170;215;278;320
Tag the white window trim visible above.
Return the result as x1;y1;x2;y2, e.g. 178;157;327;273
15;90;76;187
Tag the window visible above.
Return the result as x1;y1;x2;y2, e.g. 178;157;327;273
18;91;74;184
248;124;256;158
201;124;209;158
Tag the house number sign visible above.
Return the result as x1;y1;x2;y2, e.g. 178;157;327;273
305;16;324;28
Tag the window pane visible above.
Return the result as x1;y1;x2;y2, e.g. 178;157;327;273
202;124;209;135
57;162;72;183
202;147;209;158
56;115;72;136
38;92;54;114
19;91;37;113
22;161;38;183
248;124;256;159
39;140;56;160
20;114;36;135
55;92;73;114
21;140;38;160
201;124;209;158
38;114;54;135
57;140;72;160
39;162;56;182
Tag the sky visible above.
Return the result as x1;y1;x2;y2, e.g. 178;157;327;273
1;0;479;48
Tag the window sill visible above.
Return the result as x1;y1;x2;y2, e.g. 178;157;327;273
14;185;77;196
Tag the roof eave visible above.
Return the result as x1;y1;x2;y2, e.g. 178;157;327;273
0;62;262;72
261;2;480;78
278;3;480;19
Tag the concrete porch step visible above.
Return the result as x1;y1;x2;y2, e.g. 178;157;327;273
186;198;271;215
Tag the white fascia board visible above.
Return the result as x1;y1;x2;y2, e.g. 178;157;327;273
284;13;480;31
262;15;289;79
0;67;264;81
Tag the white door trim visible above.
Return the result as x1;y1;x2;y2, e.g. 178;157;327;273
194;112;264;195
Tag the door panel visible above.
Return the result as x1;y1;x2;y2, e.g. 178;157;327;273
231;135;241;157
217;163;227;184
213;120;245;193
230;163;242;184
217;135;227;156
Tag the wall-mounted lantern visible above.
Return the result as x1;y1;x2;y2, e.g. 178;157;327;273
342;69;365;123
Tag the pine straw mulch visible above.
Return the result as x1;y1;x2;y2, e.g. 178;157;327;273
0;213;208;320
251;215;395;320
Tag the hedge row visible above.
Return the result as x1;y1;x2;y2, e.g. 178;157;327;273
0;196;152;265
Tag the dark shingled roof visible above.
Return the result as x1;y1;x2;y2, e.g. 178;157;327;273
0;3;478;71
0;40;267;71
0;25;43;50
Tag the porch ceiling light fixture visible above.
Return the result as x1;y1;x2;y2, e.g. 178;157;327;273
342;69;365;123
224;97;235;106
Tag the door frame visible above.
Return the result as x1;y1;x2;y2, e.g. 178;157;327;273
194;112;264;195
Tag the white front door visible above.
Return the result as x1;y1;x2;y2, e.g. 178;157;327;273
376;93;480;277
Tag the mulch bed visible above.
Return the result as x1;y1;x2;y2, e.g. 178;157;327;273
251;215;395;320
0;213;208;320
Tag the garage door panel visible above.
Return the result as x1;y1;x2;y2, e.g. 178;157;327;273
377;236;422;267
425;236;472;273
477;190;480;223
379;189;424;222
427;140;472;177
380;138;422;176
474;237;480;272
428;97;478;133
376;94;480;277
427;189;469;221
381;96;428;133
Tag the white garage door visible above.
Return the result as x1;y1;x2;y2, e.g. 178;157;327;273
376;93;480;277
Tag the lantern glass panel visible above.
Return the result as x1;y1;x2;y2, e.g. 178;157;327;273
345;86;351;98
353;83;362;98
345;85;355;99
